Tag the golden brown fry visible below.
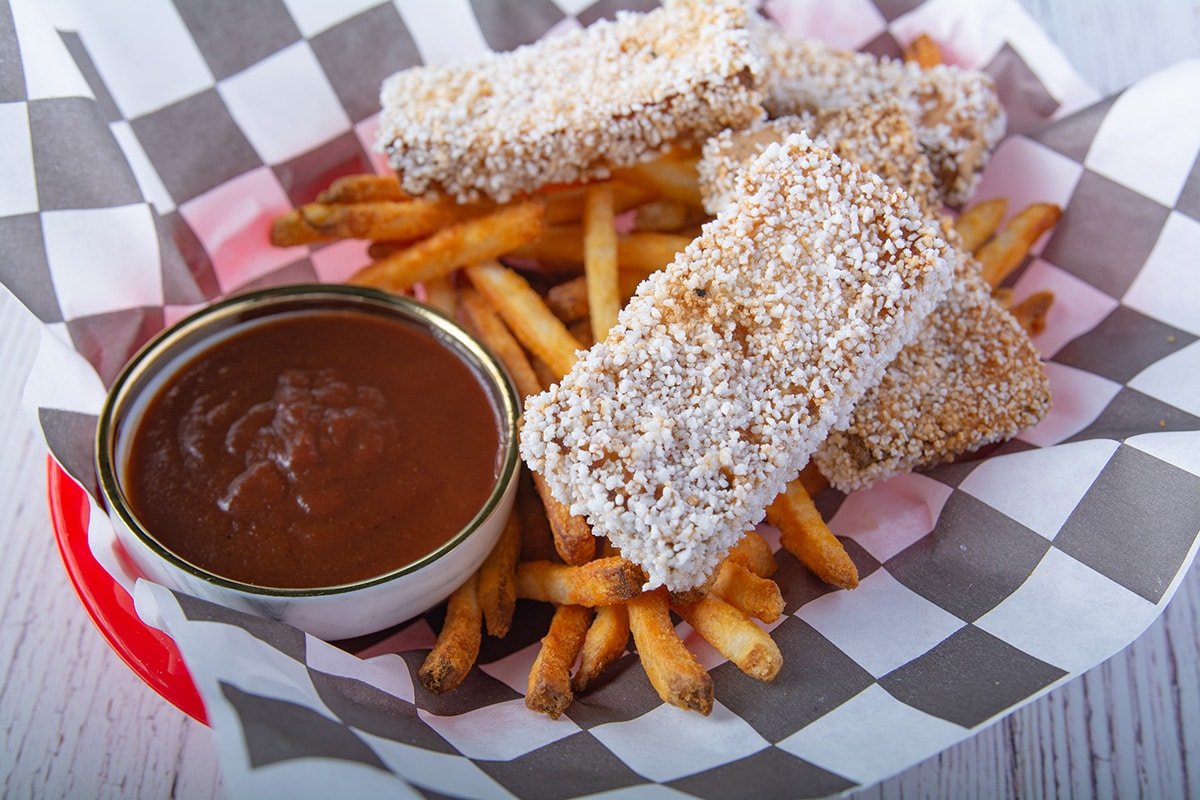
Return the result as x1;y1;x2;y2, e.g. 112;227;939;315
418;572;481;693
517;470;558;563
567;319;595;349
529;355;562;396
546;276;590;324
991;286;1014;309
531;471;596;565
543;180;656;225
726;531;777;579
584;184;620;341
617;232;693;275
977;202;1062;288
516;557;645;606
421;275;458;316
903;33;943;68
767;480;859;590
798;462;829;497
478;510;521;638
510;225;586;265
954;197;1008;253
353;201;544;292
612;155;703;208
572;603;630;693
526;604;592;718
1008;289;1055;336
634;199;706;233
711;560;785;623
458;286;542;400
627;588;713;715
301;198;475;241
316;173;407;204
366;240;410;260
465;260;581;379
513;228;690;276
674;595;782;681
619;269;647;302
270;209;329;247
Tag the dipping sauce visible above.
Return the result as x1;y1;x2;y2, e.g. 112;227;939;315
123;311;502;588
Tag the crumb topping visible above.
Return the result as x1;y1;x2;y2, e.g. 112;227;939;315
750;15;1005;206
520;134;953;590
699;105;938;215
816;270;1052;491
377;0;765;203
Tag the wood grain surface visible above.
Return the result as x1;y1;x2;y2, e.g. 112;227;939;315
1;2;1197;797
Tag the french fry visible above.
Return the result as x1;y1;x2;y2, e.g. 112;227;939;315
976;202;1062;288
526;604;592;718
465;260;582;379
367;240;409;260
517;471;558;563
316;173;407;204
516;557;645;606
531;471;596;565
767;480;859;590
546;276;590;324
301;198;476;242
418;572;482;693
634;199;705;233
903;33;943;68
627;588;713;715
478;510;521;638
798;461;829;497
954;197;1008;253
513;229;690;275
458;286;542;400
353;201;544;292
991;286;1014;309
421;275;458;316
612;155;703;208
510;225;586;265
270;209;329;247
529;355;562;397
458;282;595;563
616;232;692;275
567;319;595;349
1008;289;1055;335
673;595;782;681
726;530;777;579
584;184;620;341
543;180;656;225
711;561;785;623
572;602;630;692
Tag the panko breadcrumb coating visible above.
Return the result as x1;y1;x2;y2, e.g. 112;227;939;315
816;271;1051;490
698;105;938;215
750;15;1005;206
376;0;765;204
697;106;1050;490
521;134;954;591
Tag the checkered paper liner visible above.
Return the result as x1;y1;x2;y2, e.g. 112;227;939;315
3;0;1200;796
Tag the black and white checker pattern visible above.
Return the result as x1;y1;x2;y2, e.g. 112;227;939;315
3;0;1199;797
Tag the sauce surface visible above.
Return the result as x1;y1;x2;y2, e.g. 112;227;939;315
124;311;501;588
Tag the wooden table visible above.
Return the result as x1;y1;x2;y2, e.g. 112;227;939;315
2;2;1197;796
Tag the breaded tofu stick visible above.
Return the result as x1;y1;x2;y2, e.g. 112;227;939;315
521;134;954;591
699;109;1051;490
699;105;938;215
815;270;1051;490
749;15;1004;206
376;0;765;204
